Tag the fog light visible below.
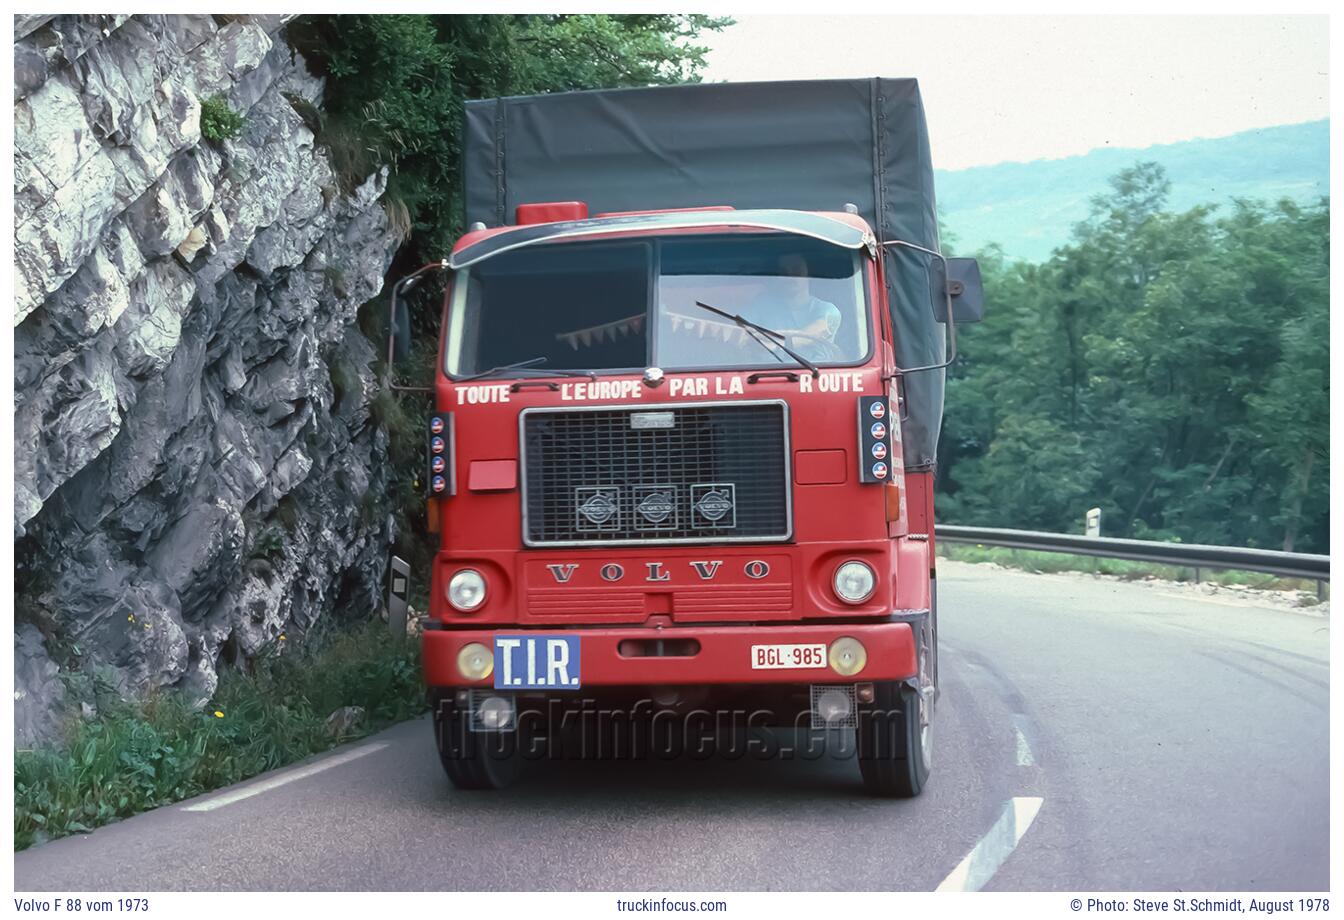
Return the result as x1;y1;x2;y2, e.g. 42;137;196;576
477;695;514;730
828;637;867;676
809;684;858;729
833;561;876;604
816;688;852;723
456;642;493;680
447;569;486;611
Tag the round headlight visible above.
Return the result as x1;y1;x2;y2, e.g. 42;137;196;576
829;637;868;676
833;560;876;604
447;569;487;611
456;642;493;680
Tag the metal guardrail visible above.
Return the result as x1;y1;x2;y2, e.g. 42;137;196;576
936;525;1330;582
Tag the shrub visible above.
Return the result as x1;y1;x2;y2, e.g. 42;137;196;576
199;95;245;142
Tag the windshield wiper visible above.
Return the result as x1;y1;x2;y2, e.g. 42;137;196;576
692;301;819;378
457;357;549;381
458;357;597;382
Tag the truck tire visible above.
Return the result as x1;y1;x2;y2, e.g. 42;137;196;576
431;691;524;790
856;679;930;798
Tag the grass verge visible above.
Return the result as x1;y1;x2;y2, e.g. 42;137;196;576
14;621;426;851
937;543;1327;602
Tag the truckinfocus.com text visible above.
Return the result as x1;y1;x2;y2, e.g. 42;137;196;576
615;898;729;912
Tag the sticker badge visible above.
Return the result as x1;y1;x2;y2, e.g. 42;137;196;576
691;483;737;528
871;442;888;460
869;400;886;419
870;422;887;440
633;485;677;530
871;462;889;480
575;487;620;531
429;416;445;434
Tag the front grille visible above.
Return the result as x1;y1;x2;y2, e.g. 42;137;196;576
521;401;791;545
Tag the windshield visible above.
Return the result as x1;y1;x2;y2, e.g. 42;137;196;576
443;234;869;377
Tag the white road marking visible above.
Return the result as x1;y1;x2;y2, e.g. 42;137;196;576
1014;726;1036;767
935;796;1044;892
181;743;388;813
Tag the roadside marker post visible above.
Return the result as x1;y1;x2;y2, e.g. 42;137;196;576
388;555;410;636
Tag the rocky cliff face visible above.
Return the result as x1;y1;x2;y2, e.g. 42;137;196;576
13;15;402;745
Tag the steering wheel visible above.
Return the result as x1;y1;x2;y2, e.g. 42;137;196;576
785;332;844;363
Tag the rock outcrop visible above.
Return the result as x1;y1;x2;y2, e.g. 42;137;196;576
13;15;402;744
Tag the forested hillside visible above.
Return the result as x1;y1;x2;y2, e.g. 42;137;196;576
939;164;1329;552
937;120;1329;263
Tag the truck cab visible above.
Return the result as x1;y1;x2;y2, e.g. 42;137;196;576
420;205;942;796
394;77;980;797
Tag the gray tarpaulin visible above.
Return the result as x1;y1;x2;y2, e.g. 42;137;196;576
463;78;946;470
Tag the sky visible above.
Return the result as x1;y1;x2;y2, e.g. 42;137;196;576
701;15;1329;172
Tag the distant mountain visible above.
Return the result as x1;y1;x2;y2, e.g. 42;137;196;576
936;120;1329;264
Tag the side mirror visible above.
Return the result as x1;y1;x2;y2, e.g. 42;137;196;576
934;257;985;324
382;260;447;392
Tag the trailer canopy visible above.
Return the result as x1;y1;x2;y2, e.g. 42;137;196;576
463;78;946;470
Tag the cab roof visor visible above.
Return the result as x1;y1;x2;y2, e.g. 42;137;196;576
447;209;870;271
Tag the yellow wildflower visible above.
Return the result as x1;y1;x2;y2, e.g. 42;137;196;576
214;711;224;718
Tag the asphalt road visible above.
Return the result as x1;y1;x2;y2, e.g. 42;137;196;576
14;561;1331;891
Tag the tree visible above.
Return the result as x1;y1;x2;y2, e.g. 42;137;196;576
939;162;1329;551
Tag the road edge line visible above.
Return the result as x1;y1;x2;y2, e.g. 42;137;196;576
181;742;389;813
934;795;1044;892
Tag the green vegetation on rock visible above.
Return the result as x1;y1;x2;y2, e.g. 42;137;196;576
198;94;245;142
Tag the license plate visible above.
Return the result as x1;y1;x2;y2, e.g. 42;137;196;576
494;635;581;689
750;643;827;670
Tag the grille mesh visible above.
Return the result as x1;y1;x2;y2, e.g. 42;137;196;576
522;403;790;544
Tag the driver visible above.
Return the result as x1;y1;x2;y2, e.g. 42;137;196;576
742;253;842;345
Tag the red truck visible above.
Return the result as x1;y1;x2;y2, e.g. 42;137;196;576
388;79;983;796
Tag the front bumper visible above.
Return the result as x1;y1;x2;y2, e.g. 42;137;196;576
423;621;917;688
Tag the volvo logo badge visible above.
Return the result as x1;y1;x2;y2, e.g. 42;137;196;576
696;491;733;521
635;487;676;527
575;487;619;530
691;483;736;528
